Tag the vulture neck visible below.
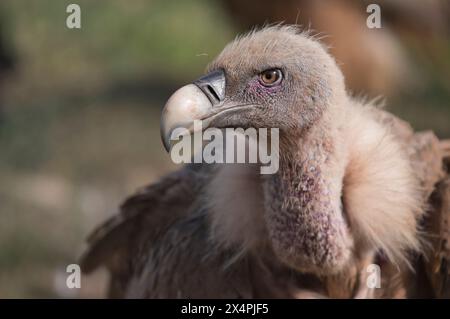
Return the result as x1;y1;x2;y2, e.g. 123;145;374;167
261;113;352;273
207;112;351;270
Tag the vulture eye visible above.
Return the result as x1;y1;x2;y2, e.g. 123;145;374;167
259;68;282;86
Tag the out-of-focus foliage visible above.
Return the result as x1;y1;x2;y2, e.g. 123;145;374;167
0;0;233;298
2;0;233;103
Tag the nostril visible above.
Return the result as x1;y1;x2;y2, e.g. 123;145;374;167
193;69;225;105
206;85;220;103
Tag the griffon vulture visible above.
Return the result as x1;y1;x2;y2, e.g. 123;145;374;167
81;26;450;298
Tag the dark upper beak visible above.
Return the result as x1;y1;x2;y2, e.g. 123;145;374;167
193;69;225;106
160;70;226;151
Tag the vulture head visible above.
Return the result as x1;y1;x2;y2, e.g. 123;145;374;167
161;25;346;148
160;26;421;276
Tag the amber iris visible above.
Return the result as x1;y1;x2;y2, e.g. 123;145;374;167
259;69;282;86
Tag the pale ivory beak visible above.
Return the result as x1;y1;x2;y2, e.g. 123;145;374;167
160;84;213;152
160;70;225;152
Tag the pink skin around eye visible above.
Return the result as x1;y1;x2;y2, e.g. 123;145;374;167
247;77;282;98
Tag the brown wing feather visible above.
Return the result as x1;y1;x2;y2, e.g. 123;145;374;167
371;108;445;197
79;164;210;297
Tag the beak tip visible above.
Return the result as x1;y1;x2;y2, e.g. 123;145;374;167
162;138;171;153
160;123;171;153
160;84;213;154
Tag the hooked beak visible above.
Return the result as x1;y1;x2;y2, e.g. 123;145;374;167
160;69;226;152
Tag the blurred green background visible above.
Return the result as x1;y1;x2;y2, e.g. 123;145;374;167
0;0;448;298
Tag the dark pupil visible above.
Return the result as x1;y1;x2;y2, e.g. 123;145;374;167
265;71;276;81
